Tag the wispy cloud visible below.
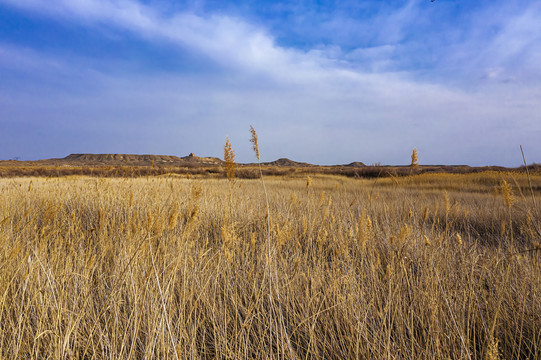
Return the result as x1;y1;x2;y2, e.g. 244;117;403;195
1;0;302;75
434;2;541;84
4;0;539;81
0;0;540;165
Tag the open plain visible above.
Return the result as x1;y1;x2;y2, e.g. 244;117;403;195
0;170;539;359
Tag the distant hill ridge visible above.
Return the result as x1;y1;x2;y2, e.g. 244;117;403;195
2;154;530;177
61;153;223;166
61;154;327;167
4;153;369;167
65;153;181;162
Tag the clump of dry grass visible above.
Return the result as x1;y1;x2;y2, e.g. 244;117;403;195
0;170;539;359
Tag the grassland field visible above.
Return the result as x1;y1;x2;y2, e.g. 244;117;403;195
0;171;540;359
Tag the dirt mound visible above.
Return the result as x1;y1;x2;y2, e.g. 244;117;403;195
343;161;366;167
180;153;223;165
262;158;314;167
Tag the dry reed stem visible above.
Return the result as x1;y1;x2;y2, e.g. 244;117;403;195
520;145;537;209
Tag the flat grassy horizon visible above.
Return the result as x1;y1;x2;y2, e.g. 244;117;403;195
2;153;539;180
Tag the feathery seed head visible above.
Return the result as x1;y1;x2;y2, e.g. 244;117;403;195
486;337;501;360
249;125;260;161
250;232;257;251
455;233;463;245
500;180;514;209
223;137;236;181
399;223;410;241
290;192;297;205
443;191;451;216
306;176;312;189
366;216;372;231
410;147;419;173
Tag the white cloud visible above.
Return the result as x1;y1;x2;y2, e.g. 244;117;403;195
1;0;303;75
0;0;540;165
441;2;541;84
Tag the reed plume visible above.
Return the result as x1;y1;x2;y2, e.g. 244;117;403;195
500;180;514;209
223;137;236;181
306;176;312;189
250;125;260;161
410;147;419;174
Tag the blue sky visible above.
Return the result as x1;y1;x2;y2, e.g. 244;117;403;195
0;0;540;165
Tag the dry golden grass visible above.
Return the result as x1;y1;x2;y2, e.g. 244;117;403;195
0;172;540;359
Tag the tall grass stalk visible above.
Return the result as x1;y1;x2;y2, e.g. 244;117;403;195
520;145;537;209
250;125;293;358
